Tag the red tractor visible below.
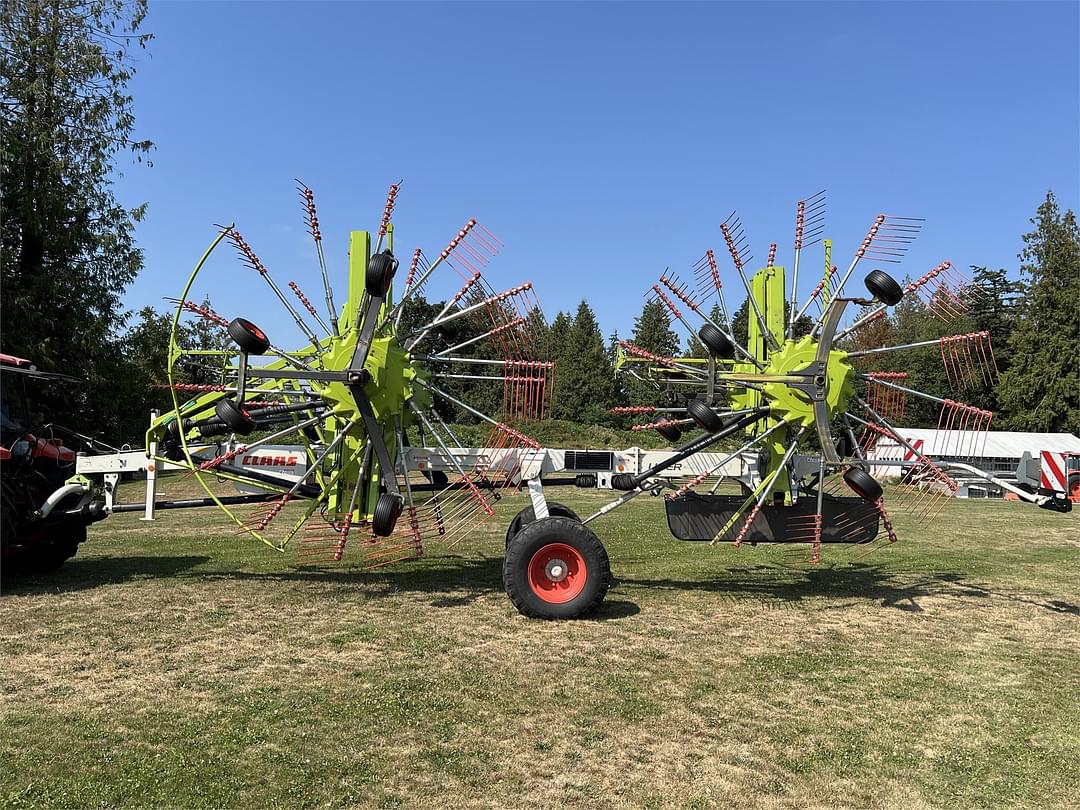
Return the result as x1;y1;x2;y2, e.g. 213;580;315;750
1;353;106;573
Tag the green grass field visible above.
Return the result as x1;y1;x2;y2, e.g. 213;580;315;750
2;482;1078;809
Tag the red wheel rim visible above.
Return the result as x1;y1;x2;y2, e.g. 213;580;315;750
1070;478;1080;503
527;542;587;604
240;319;266;341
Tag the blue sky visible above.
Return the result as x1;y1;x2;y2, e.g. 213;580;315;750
114;1;1079;349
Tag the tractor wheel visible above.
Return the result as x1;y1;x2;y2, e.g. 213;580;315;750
1069;473;1080;503
506;501;581;548
698;323;734;359
28;527;86;573
503;516;610;619
366;251;398;296
864;270;904;306
372;493;403;537
214;399;256;436
227;318;271;355
843;466;883;502
653;420;681;442
686;398;723;432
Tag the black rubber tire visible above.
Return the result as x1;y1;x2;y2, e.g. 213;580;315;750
844;466;883;502
653;420;681;442
503;516;610;619
227;318;271;355
864;270;904;306
366;251;398;297
686;398;723;432
214;399;256;436
698;322;734;359
28;528;85;573
371;492;403;537
506;501;581;548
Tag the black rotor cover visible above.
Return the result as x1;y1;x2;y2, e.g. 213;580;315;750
664;491;880;544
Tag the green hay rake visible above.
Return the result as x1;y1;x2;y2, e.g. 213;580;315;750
138;185;1065;620
148;183;551;567
609;193;1002;565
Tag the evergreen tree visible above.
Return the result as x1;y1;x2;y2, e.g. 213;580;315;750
1;0;153;436
551;301;614;423
547;311;573;418
963;266;1022;413
997;192;1080;433
631;298;679;356
730;299;749;349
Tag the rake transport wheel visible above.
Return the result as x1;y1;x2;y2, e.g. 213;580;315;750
503;517;611;619
505;501;581;548
698;322;734;359
227;317;271;355
653;420;682;442
686;398;723;432
842;466;883;502
372;492;404;537
863;269;904;307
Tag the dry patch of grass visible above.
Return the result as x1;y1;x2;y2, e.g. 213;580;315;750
1;486;1078;808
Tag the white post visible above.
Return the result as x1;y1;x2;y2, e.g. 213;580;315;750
141;410;158;521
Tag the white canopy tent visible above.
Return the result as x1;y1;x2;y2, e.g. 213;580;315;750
865;429;1080;497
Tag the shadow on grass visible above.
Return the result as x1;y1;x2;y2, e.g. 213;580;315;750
1;555;211;595
5;553;1074;619
618;562;1079;616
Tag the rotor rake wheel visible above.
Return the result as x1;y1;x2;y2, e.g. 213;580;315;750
151;182;552;567
616;193;1000;562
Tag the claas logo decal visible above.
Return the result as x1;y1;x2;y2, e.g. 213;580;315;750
241;454;300;467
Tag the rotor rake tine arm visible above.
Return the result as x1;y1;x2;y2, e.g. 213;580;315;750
404;274;491;350
224;227;323;350
618;341;709;379
239;418;357;534
431;316;528;357
288;281;333;337
296;181;338;335
657;275;762;368
692;249;732;328
414;379;542;452
374;181;401;254
720;216;778;352
790;192;828;336
384;219;495;326
826;215;919;315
